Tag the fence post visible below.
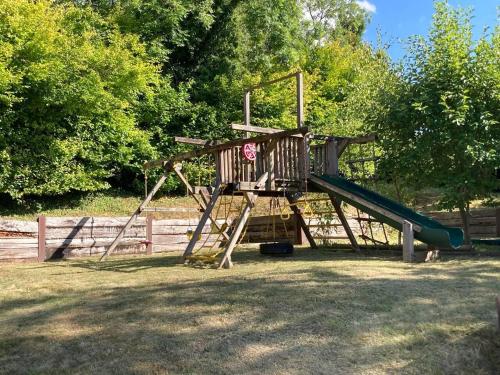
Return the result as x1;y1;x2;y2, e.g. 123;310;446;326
146;214;153;255
496;208;500;237
37;215;46;262
402;220;414;262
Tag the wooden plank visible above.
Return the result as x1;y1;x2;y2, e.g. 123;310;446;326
153;234;220;245
45;238;143;249
174;136;215;146
62;244;145;258
46;217;146;228
247;71;299;91
45;227;146;240
231;124;282;135
38;216;46;262
0;248;38;259
0;219;38;234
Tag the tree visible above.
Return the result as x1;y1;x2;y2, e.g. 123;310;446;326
376;1;499;244
0;0;168;199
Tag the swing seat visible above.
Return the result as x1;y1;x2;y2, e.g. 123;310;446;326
260;242;294;256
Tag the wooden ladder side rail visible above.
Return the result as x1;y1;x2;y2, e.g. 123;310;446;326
285;195;317;248
144;127;308;170
329;195;360;252
217;172;269;269
182;182;223;259
217;192;255;269
173;165;230;242
100;163;173;261
309;176;423;233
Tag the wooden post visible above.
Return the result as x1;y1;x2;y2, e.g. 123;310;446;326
37;215;46;262
296;72;304;128
146;214;153;255
402;220;414;262
244;91;250;138
496;208;500;237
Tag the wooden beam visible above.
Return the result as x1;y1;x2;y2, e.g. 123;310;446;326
329;195;359;252
231;124;280;134
144;127;308;170
246;71;299;91
174;136;216;147
182;183;222;259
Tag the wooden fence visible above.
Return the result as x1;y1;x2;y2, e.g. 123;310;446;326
1;208;498;262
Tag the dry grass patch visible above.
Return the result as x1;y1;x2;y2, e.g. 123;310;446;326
0;249;499;374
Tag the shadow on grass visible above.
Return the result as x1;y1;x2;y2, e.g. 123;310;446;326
1;252;499;374
55;247;404;274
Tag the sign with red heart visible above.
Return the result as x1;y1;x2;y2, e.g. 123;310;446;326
242;143;257;161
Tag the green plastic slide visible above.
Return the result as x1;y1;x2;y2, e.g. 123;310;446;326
310;175;464;249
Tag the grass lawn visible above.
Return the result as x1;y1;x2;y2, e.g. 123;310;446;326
0;249;499;374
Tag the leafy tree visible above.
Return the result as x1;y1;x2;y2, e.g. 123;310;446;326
0;0;167;199
376;1;499;244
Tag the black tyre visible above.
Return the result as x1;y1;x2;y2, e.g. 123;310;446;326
260;242;294;256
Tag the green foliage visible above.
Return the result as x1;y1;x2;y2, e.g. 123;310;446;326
376;1;499;218
0;0;174;199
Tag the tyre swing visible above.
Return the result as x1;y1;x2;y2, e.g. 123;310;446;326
259;193;294;257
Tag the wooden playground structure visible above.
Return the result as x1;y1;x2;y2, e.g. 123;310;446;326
101;72;449;268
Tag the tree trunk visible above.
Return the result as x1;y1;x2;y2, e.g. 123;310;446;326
459;203;472;246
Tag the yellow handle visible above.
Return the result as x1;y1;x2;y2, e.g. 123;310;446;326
303;203;314;219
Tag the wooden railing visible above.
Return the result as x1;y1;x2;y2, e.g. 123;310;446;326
310;139;338;176
216;133;309;189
